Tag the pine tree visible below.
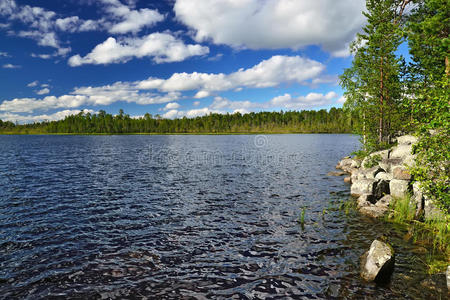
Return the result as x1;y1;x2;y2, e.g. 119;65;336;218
340;0;408;151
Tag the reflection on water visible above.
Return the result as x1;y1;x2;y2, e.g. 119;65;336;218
0;134;445;299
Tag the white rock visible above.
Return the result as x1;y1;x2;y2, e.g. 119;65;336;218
361;240;395;282
397;135;418;145
351;179;377;197
390;179;410;198
390;144;413;159
375;172;393;181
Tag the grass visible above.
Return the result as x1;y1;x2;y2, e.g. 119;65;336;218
385;193;450;274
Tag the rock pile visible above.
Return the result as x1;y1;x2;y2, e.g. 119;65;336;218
336;135;441;220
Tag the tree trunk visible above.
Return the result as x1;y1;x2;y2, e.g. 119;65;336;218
379;57;384;144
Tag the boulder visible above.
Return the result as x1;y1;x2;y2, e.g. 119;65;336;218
344;176;352;184
351;179;377;197
364;166;385;179
373;180;390;199
424;198;445;221
327;171;347;176
390;179;410;198
403;154;416;167
372;149;390;160
392;166;412;180
379;158;403;173
361;240;395;282
375;172;393;181
357;194;376;207
397;135;418;145
390;144;413;159
375;194;393;209
360;205;388;218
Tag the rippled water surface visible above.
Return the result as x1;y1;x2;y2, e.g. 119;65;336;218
0;135;445;299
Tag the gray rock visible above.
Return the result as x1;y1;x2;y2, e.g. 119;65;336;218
372;149;390;160
361;240;395;282
412;181;424;218
359;205;388;218
392;166;412;180
390;179;410;198
397;135;418;145
375;172;393;181
390;144;413;159
327;171;347;176
373;180;390;199
357;194;376;207
447;266;450;291
365;166;385;179
375;194;393;209
403;154;416;167
351;179;377;197
424;198;445;221
379;158;403;173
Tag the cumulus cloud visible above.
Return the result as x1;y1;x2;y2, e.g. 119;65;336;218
0;51;9;57
163;92;341;119
102;0;164;34
36;88;50;95
138;55;325;93
27;80;39;87
68;33;209;66
174;0;365;56
0;109;95;123
162;102;180;111
0;55;334;117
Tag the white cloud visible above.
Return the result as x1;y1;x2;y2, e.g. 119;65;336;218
101;0;164;34
165;92;340;119
55;16;99;32
174;0;365;56
138;55;325;93
162;102;180;111
36;88;50;95
0;51;9;57
337;96;347;104
27;80;39;87
68;33;209;66
2;63;20;68
193;101;200;106
0;109;95;123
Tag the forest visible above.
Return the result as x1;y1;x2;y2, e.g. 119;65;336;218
340;0;448;209
0;108;356;134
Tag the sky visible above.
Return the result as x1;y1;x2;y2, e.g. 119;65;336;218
0;0;369;123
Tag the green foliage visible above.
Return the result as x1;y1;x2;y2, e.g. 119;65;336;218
340;0;407;151
0;108;357;135
363;154;382;168
386;194;416;223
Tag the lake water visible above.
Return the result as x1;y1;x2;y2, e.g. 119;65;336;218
0;135;445;299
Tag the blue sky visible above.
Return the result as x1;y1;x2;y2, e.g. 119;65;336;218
0;0;369;123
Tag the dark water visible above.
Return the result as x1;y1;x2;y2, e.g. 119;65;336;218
0;135;445;299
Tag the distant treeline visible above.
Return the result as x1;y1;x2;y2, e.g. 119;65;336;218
0;108;357;134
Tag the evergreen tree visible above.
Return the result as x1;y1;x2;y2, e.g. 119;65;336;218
340;0;408;151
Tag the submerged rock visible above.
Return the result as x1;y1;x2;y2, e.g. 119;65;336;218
327;171;347;176
361;240;395;283
359;205;388;218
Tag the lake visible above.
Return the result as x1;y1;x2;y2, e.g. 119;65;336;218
0;134;443;299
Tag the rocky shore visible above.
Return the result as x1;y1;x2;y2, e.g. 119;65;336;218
336;134;442;220
334;134;449;290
